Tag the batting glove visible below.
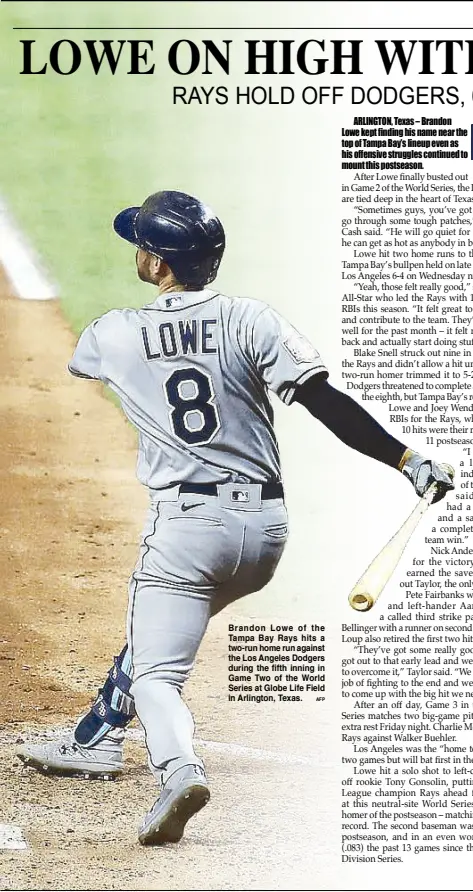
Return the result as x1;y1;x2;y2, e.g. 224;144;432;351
399;450;455;504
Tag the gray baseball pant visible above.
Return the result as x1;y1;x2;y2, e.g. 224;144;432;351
126;483;288;783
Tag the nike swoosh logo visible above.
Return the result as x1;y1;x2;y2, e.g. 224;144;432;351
181;502;205;512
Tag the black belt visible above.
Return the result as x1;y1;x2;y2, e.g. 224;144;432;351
178;482;284;500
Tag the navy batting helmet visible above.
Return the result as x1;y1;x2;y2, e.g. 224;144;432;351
113;190;225;288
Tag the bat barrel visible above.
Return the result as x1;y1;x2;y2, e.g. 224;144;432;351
349;592;374;612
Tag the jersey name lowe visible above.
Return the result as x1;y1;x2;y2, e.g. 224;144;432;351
141;317;217;360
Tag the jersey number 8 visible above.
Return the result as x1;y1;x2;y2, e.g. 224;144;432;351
164;367;221;446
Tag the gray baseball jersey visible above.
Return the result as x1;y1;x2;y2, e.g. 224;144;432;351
69;289;328;489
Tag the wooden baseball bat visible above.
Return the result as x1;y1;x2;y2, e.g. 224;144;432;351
348;470;452;613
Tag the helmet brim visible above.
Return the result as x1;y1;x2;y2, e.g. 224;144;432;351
113;207;140;246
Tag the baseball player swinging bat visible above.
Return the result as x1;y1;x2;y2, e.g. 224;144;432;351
349;463;455;612
16;189;456;846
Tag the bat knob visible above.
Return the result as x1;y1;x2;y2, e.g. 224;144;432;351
349;592;374;612
440;463;455;480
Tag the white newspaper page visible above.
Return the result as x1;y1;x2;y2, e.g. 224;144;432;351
0;2;473;890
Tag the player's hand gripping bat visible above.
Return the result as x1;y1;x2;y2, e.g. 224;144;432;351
348;464;454;612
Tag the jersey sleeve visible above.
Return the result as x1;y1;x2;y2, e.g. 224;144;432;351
68;319;103;379
251;306;328;405
68;310;126;380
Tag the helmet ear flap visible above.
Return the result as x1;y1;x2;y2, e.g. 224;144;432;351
113;191;225;288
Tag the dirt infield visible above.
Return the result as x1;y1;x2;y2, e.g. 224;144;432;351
0;282;336;891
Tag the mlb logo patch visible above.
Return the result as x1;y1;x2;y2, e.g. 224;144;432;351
232;490;250;502
165;295;183;308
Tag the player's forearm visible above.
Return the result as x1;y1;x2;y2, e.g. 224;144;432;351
293;376;407;469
